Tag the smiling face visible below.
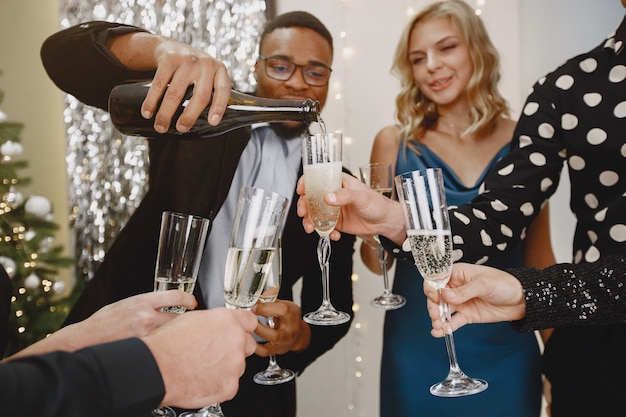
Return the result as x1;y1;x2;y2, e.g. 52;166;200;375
408;17;473;110
255;26;332;111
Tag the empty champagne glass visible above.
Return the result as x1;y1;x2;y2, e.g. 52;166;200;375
180;187;289;417
152;211;210;417
359;162;406;310
253;239;296;385
395;168;487;397
302;132;351;326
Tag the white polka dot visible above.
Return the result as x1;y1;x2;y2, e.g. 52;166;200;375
538;123;555;139
500;224;513;237
579;57;598;73
614;101;626;118
540;177;553;192
520;202;534;216
476;256;489;265
569;155;586;170
584;193;599;209
587;128;607;145
490;199;508;212
555;74;574;90
497;163;514;176
583;93;602;107
453;211;470;225
574;250;583;264
561;113;578;130
453;234;464;245
595;207;608;222
537;76;546;85
496;243;507;251
585;246;600;263
622;143;626;157
609;65;626;83
471;208;486;220
402;238;411;252
599;170;619;186
518;135;532;148
523;102;539;116
587;230;598;244
616;40;623;52
452;249;463;262
610;224;626;242
529;152;547;166
480;229;493;246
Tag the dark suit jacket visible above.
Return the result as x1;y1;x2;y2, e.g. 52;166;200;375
0;266;11;357
1;338;165;417
41;21;355;417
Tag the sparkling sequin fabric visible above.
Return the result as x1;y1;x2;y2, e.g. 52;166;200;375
58;0;266;280
510;254;626;332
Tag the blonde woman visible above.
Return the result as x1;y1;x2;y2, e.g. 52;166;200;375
360;1;555;415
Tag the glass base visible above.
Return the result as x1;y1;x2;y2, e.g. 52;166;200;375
303;308;350;326
370;294;406;310
429;374;488;397
151;406;176;417
178;404;224;417
253;368;296;385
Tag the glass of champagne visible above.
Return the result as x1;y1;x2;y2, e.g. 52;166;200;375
253;238;296;385
359;162;406;310
302;132;351;326
394;168;488;397
152;211;210;417
180;187;288;417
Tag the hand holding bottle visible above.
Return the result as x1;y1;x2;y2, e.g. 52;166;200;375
108;31;232;133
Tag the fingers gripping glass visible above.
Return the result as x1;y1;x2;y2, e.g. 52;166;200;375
259;55;332;86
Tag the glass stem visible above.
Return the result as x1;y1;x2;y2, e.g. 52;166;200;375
317;235;334;309
377;242;391;295
266;316;280;370
438;289;464;377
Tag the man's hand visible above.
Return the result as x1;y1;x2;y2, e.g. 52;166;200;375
252;299;311;356
144;307;257;408
109;32;232;134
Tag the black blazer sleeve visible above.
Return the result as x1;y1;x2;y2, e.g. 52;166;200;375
0;266;11;357
40;21;155;110
0;338;164;417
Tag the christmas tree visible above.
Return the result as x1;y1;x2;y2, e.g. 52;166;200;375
0;80;76;356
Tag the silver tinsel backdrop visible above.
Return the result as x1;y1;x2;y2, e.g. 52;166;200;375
58;0;268;281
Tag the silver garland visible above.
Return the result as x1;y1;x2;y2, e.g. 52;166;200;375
59;0;266;281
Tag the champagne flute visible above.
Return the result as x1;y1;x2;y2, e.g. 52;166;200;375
394;168;487;397
152;211;210;417
253;239;296;385
359;162;406;310
180;187;288;417
302;132;351;326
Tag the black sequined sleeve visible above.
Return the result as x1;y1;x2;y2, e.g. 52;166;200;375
509;255;626;332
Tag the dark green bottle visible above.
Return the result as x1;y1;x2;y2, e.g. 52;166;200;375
108;81;321;138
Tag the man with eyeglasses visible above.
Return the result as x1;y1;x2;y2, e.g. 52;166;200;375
40;10;354;417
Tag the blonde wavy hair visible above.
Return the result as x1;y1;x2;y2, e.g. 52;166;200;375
392;0;509;148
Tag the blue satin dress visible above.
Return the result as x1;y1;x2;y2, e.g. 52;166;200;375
380;143;542;417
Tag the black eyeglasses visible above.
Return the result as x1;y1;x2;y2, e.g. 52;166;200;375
259;55;332;87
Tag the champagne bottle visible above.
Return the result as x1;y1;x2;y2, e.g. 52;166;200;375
108;81;321;138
